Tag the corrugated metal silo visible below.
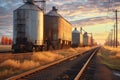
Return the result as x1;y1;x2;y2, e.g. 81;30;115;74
80;33;83;46
44;6;72;49
13;0;44;51
72;28;80;47
83;32;88;46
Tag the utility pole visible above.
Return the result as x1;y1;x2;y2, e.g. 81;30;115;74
113;9;119;47
111;29;113;46
108;0;119;47
115;10;118;48
113;24;116;47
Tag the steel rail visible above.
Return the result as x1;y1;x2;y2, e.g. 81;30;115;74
74;47;99;80
6;48;96;80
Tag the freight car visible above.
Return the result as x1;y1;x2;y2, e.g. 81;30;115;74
12;0;44;52
72;28;83;47
44;7;72;50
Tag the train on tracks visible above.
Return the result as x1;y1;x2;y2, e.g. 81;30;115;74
12;0;95;52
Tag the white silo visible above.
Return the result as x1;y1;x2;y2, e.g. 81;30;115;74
13;0;44;52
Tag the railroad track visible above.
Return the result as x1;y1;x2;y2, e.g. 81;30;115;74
7;47;100;80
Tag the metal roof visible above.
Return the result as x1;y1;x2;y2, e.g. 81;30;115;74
45;6;73;26
72;28;80;33
46;10;60;16
46;7;60;16
16;3;42;11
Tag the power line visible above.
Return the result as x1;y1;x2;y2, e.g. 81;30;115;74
107;0;119;47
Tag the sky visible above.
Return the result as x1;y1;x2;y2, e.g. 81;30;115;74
0;0;120;45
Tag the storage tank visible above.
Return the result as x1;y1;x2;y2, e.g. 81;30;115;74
44;6;72;49
90;36;93;46
83;32;88;46
88;36;91;46
72;28;80;47
80;33;83;46
13;0;44;52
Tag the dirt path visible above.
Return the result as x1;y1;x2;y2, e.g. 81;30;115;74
94;56;120;80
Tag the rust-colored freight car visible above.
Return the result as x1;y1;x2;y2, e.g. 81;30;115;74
44;6;72;50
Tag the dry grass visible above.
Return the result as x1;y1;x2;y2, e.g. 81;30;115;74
0;47;92;79
0;69;16;79
32;52;64;65
98;46;120;70
0;59;20;69
103;46;120;59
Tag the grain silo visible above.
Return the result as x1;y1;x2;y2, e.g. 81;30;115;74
13;0;44;52
83;32;88;47
72;28;80;47
44;6;72;49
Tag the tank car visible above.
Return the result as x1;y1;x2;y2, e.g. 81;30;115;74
44;6;72;50
12;0;44;52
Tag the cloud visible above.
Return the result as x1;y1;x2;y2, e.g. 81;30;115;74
48;0;120;21
71;16;114;26
0;6;8;16
0;0;120;44
0;0;119;26
0;0;23;26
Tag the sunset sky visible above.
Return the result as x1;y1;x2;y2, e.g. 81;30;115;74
0;0;120;45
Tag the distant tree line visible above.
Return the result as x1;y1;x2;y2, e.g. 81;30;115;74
1;36;12;45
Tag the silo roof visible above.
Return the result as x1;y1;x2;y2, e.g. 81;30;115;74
72;29;80;33
46;9;60;17
45;6;73;26
83;32;88;36
16;3;41;11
